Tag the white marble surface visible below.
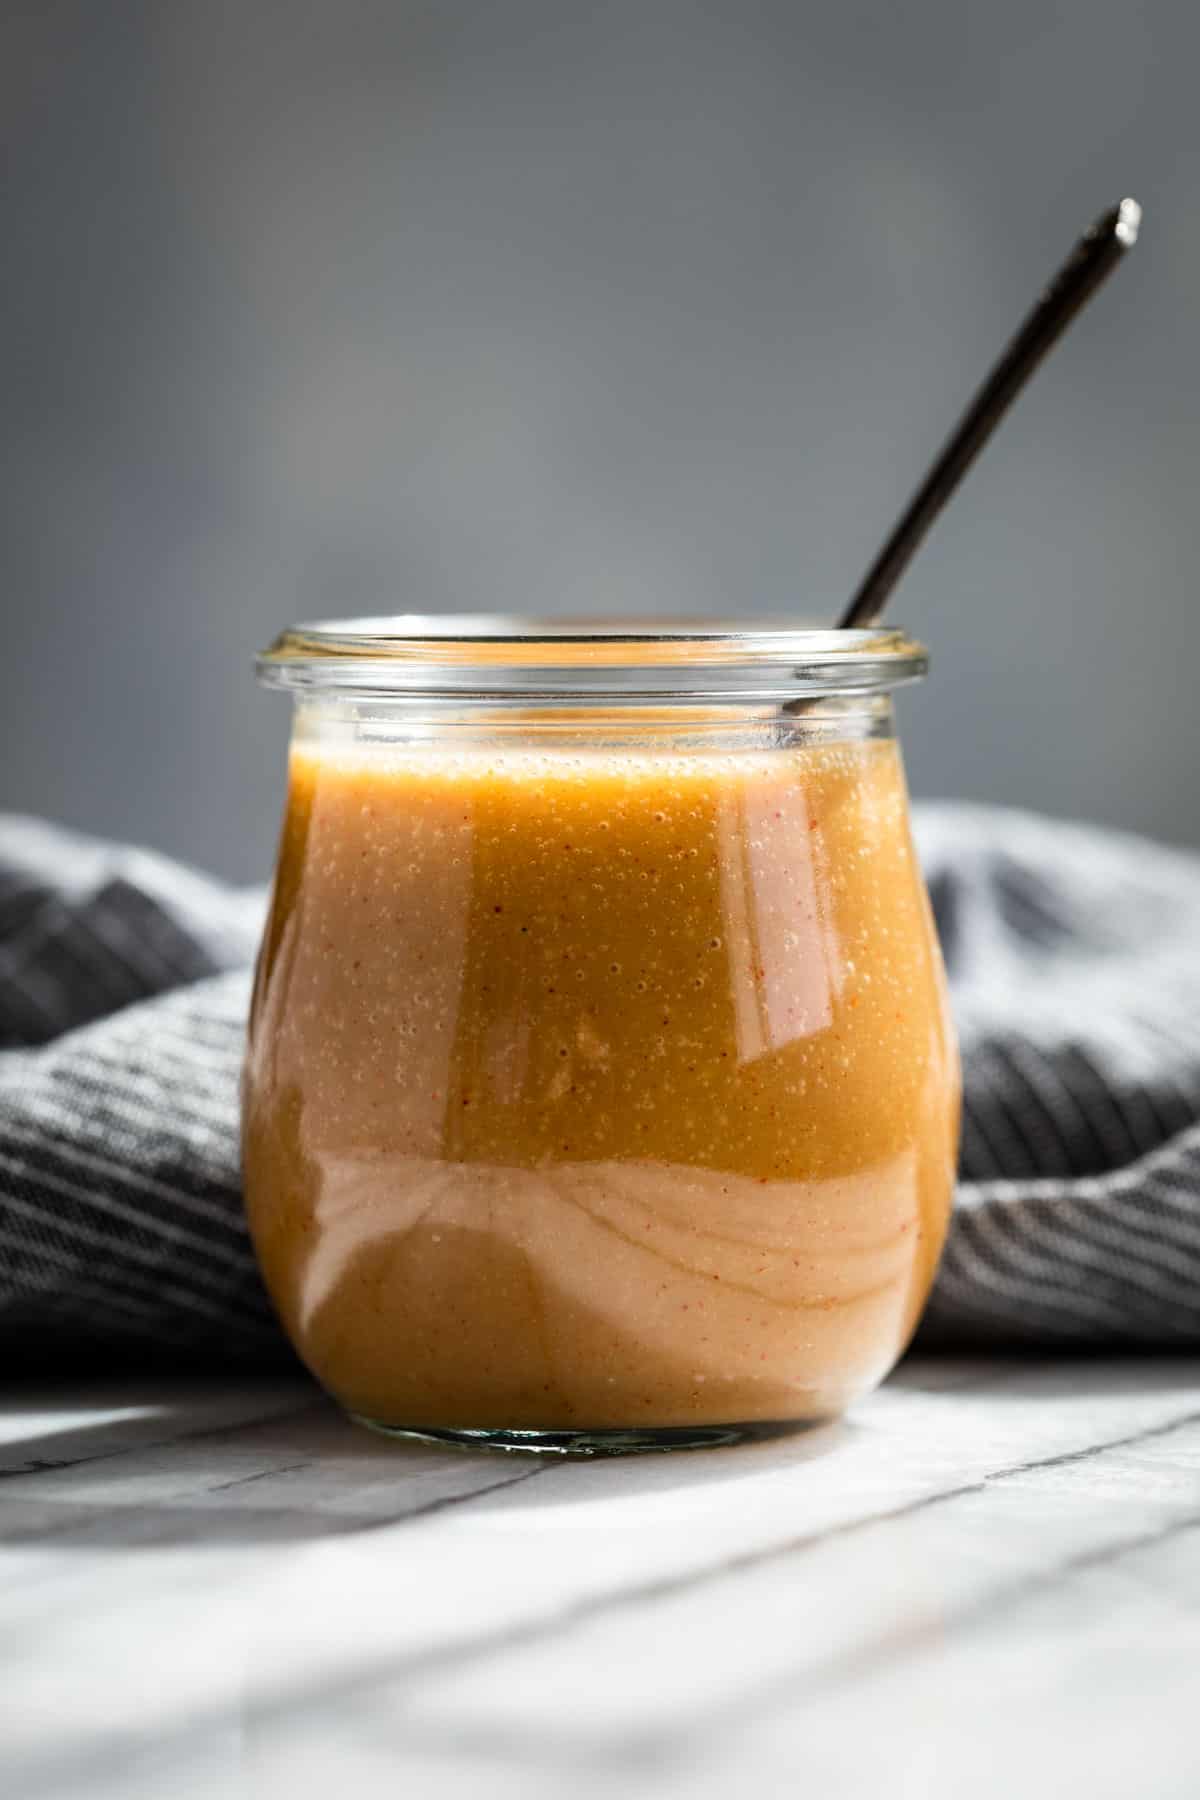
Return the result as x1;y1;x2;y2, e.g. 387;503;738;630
4;1357;1200;1799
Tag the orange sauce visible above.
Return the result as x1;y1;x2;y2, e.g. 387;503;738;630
243;732;958;1427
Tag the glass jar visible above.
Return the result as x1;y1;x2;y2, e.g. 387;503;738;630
243;620;959;1453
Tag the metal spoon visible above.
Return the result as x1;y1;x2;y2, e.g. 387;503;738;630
838;197;1141;631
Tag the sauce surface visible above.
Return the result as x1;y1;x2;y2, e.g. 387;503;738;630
243;732;959;1427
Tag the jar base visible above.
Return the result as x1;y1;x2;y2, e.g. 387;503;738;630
348;1414;789;1456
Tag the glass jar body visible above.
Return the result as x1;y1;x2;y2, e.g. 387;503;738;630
242;693;959;1451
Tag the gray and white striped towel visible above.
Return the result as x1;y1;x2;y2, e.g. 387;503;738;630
2;806;1199;1366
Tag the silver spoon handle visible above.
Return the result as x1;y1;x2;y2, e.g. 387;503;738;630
838;197;1141;632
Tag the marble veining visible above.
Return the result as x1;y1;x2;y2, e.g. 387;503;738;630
3;1359;1199;1799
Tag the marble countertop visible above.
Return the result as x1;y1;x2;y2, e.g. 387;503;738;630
4;1356;1199;1799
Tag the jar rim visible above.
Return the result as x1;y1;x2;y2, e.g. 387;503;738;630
257;616;927;699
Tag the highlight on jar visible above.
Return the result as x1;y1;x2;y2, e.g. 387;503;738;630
242;620;961;1453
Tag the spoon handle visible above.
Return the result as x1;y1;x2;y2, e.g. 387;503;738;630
838;198;1141;631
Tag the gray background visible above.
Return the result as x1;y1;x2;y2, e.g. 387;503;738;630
3;0;1197;882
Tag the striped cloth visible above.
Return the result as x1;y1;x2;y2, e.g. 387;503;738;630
2;807;1199;1366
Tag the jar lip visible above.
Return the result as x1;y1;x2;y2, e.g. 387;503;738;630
257;615;927;699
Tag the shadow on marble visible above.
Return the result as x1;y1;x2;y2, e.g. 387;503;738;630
452;1414;856;1517
895;1352;1200;1403
0;1399;856;1549
0;1384;324;1477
